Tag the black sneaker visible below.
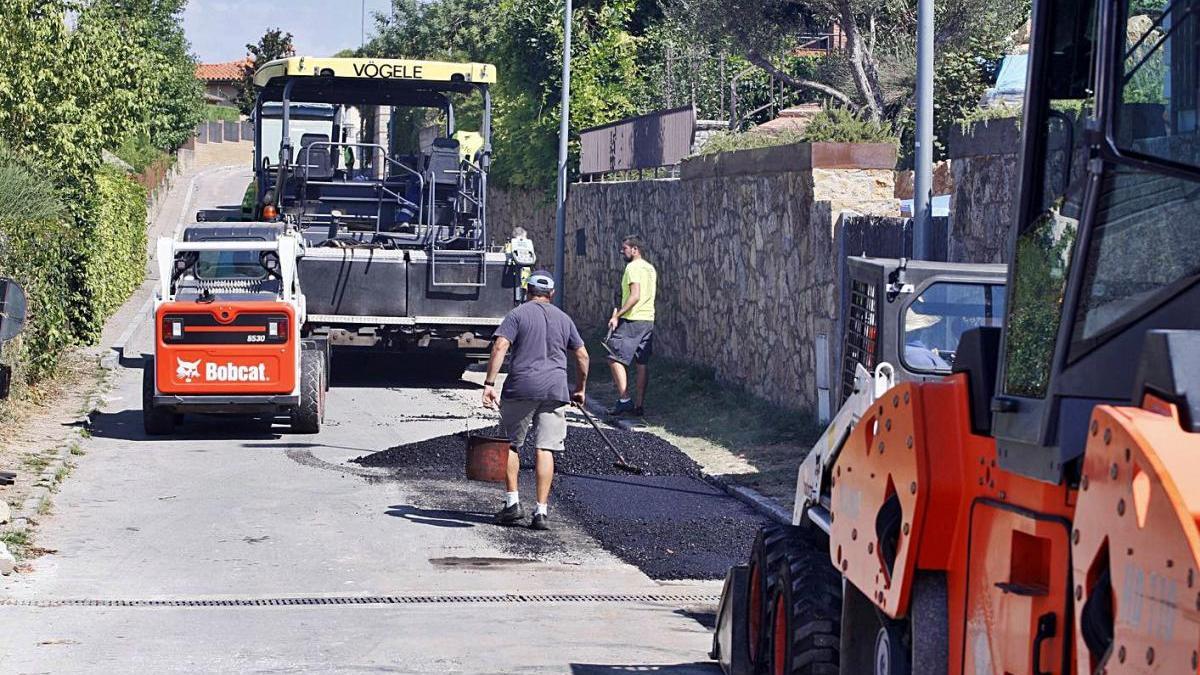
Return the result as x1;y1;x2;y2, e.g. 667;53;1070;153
632;406;645;417
529;513;550;530
607;399;635;416
495;502;525;525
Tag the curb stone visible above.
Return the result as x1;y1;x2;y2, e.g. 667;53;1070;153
582;400;791;526
102;289;154;370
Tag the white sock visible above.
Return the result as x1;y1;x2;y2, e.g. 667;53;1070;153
535;502;548;516
505;491;519;507
620;397;631;403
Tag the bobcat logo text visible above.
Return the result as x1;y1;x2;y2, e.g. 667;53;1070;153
175;358;268;383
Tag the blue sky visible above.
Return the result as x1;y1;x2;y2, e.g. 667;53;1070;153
184;0;393;63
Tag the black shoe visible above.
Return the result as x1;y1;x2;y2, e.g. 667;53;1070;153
607;399;635;416
495;502;525;525
632;406;645;417
529;513;550;530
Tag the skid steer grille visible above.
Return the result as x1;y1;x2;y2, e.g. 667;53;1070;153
841;279;878;403
162;312;289;345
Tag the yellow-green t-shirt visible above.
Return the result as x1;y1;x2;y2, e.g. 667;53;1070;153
620;258;657;321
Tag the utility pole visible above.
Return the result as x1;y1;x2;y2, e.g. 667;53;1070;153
913;0;935;260
553;0;572;306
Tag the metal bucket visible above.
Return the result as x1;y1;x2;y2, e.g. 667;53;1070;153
466;435;510;483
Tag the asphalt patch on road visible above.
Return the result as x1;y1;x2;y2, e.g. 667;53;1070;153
354;424;706;478
354;424;766;580
554;473;764;580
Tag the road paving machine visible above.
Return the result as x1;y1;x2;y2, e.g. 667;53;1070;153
249;57;531;373
142;224;326;435
713;0;1200;672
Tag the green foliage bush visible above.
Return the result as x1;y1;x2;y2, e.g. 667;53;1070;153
204;104;242;122
115;134;168;174
0;146;64;223
801;106;898;144
0;1;194;386
0;164;148;382
71;167;148;344
0;214;80;382
490;0;644;191
698;107;896;157
0;150;78;381
698;130;806;155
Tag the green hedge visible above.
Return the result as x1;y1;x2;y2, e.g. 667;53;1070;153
0;151;76;382
0;165;148;384
0;216;80;383
70;166;148;344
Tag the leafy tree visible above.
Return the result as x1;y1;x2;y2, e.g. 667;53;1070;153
0;0;153;194
363;0;644;191
237;28;296;115
0;0;195;371
91;0;204;150
665;0;1026;127
490;0;643;189
364;0;498;62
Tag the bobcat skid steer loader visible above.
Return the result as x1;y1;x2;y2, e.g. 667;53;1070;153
142;224;326;435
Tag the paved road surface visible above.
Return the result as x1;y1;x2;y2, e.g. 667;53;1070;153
0;165;757;673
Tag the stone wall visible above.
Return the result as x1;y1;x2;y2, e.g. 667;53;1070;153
563;142;896;413
894;160;954;199
487;188;557;270
947;119;1020;263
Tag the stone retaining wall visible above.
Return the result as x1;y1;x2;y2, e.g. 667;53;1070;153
563;142;896;413
487;188;556;270
947;118;1020;263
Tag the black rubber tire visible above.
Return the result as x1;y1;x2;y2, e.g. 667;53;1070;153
767;530;842;675
747;524;796;671
142;358;176;436
290;349;324;434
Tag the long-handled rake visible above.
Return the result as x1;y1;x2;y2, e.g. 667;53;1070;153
572;402;644;475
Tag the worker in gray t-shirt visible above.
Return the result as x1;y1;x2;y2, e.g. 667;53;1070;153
482;270;589;531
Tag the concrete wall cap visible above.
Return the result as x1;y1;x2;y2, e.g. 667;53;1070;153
681;141;897;179
947;118;1021;159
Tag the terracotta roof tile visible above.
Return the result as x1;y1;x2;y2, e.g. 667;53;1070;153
195;59;251;82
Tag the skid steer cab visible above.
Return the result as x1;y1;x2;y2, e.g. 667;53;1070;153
142;225;328;436
711;256;1006;675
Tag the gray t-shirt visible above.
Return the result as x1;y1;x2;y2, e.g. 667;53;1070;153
495;300;584;402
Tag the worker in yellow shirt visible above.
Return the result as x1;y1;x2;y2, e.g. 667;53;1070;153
605;235;656;417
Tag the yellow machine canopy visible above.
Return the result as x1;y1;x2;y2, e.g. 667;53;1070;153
254;57;496;89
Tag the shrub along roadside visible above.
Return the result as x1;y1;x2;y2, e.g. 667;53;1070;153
698;106;899;157
0;1;196;400
72;167;148;344
0;155;148;386
0;215;81;384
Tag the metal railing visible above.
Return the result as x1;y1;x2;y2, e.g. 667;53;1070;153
295;141;424;237
291;141;490;290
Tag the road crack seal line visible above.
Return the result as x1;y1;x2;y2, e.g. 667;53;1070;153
0;592;720;608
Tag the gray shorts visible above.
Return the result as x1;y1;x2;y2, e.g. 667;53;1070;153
605;319;654;366
500;399;568;452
